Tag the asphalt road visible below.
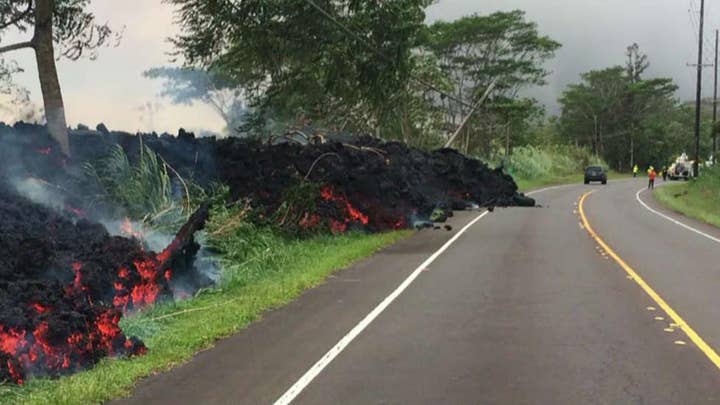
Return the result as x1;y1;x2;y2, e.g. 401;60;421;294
112;178;720;405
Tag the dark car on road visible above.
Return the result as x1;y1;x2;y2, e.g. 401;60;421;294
584;166;607;185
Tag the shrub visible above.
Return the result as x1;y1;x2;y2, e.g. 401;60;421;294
506;145;606;180
693;165;720;204
84;143;204;233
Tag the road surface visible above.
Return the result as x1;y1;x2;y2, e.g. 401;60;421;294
112;178;720;404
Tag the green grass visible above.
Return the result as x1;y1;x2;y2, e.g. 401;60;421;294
506;145;606;182
2;150;411;404
0;230;410;405
515;171;631;193
495;144;633;192
654;181;720;228
84;143;205;233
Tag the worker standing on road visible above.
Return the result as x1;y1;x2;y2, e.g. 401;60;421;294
648;168;657;190
662;166;668;182
633;164;639;178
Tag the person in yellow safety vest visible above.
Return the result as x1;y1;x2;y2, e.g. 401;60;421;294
633;164;639;178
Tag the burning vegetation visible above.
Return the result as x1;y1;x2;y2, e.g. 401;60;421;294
0;122;533;384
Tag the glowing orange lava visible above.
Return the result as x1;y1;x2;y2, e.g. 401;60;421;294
320;186;370;228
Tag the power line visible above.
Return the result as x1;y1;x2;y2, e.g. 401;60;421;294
687;4;702;85
688;1;714;98
301;0;480;111
690;0;715;62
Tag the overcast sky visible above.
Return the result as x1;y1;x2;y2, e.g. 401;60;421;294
0;0;717;133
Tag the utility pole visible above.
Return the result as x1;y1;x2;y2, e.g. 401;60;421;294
593;115;599;157
694;0;705;178
444;78;498;149
714;29;719;161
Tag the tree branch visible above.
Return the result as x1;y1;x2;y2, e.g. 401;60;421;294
204;95;231;125
0;41;34;54
0;0;33;30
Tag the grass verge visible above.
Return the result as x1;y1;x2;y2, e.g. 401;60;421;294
515;171;631;193
654;182;720;228
0;230;410;405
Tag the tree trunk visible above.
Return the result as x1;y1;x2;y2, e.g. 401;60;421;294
505;123;511;157
401;107;410;145
593;115;599;157
34;0;70;156
463;125;470;154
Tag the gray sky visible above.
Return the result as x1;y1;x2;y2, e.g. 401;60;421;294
0;0;716;132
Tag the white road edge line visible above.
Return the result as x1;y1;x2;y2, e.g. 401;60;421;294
274;210;490;404
275;186;554;404
635;188;720;245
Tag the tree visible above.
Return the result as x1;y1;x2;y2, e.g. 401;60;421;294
488;97;544;156
381;52;454;148
167;0;432;134
559;67;627;156
0;58;28;104
624;42;650;166
0;58;42;122
558;54;679;170
625;43;649;84
424;10;560;152
144;67;247;135
0;0;118;155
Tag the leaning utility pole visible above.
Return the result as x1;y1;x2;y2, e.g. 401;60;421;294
714;29;719;161
694;0;705;177
444;78;498;149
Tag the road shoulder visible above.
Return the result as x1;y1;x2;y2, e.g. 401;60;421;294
642;184;720;242
110;212;481;405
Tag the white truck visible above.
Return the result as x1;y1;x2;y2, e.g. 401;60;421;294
668;153;694;180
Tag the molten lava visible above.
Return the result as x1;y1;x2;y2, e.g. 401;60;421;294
113;254;170;312
0;194;212;385
0;258;152;384
320;185;370;227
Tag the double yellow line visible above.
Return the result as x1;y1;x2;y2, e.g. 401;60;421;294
579;191;720;370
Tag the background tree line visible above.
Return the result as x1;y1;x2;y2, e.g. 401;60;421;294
557;44;705;171
1;1;709;172
161;1;701;171
161;1;561;151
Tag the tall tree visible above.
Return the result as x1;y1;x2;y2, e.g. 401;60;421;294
625;43;649;84
624;42;650;166
559;67;627;156
381;52;454;148
0;0;118;155
425;10;560;151
489;97;544;156
168;0;432;134
559;61;678;169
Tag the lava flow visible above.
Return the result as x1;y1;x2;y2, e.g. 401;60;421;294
0;187;209;385
320;185;370;233
113;240;179;312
